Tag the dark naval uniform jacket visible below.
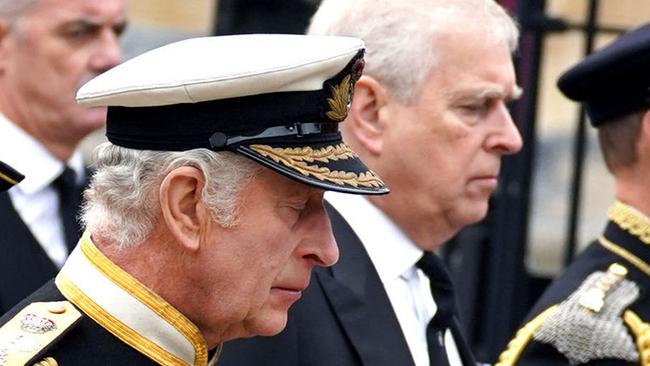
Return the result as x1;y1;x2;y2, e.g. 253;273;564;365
0;233;220;366
218;202;477;366
496;201;650;366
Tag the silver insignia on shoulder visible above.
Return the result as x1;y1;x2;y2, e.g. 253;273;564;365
533;263;640;364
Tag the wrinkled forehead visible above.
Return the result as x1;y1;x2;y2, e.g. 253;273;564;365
426;33;517;91
26;0;127;21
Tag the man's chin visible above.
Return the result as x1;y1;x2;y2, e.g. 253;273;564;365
246;312;289;338
457;201;490;226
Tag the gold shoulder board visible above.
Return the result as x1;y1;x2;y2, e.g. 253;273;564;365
0;301;82;365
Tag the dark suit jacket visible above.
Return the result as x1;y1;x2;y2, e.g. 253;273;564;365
0;171;86;314
501;219;650;366
219;203;476;366
0;192;59;314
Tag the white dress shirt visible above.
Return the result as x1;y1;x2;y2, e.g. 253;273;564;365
326;192;463;366
0;113;85;268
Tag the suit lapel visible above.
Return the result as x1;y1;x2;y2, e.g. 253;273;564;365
315;202;415;366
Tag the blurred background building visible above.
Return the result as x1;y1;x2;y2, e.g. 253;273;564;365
79;0;650;361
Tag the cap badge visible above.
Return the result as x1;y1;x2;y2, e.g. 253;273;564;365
325;58;365;122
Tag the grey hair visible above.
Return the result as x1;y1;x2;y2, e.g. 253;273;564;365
82;143;261;250
0;0;40;37
0;0;39;20
308;0;519;104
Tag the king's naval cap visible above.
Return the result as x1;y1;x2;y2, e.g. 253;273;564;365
557;22;650;127
77;34;387;195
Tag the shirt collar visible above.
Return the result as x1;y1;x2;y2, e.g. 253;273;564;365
0;113;85;195
325;191;423;282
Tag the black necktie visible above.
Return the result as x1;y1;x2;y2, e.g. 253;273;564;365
416;252;457;366
52;167;83;252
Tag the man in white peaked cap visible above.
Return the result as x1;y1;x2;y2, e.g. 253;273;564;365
0;34;386;366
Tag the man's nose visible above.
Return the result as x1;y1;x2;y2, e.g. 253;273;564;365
299;205;339;267
486;104;523;155
89;28;122;73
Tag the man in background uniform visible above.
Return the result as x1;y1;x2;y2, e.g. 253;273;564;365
0;0;127;313
496;22;650;366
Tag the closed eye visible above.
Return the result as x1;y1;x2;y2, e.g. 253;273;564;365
459;99;493;114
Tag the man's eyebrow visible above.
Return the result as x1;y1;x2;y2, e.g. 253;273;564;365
66;16;102;25
467;85;523;101
60;16;128;30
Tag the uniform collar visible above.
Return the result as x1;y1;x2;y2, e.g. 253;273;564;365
0;112;84;195
55;233;214;366
602;201;650;278
608;200;650;245
325;191;423;283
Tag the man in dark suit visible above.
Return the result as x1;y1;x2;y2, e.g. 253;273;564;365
0;0;127;313
219;1;523;365
496;22;650;366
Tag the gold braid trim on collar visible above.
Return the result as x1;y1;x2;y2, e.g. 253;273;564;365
608;201;650;245
0;171;18;185
599;237;650;278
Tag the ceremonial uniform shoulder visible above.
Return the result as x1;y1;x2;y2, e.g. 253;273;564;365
496;263;650;366
0;301;82;366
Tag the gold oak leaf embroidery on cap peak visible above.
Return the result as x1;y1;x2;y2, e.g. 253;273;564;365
249;143;384;188
325;74;353;122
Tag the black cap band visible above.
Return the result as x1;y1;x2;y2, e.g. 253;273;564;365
106;90;325;151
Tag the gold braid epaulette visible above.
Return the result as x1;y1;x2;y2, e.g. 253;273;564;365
608;201;650;245
495;305;559;366
624;310;650;366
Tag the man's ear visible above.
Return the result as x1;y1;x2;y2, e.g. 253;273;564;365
159;167;210;251
347;75;391;156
